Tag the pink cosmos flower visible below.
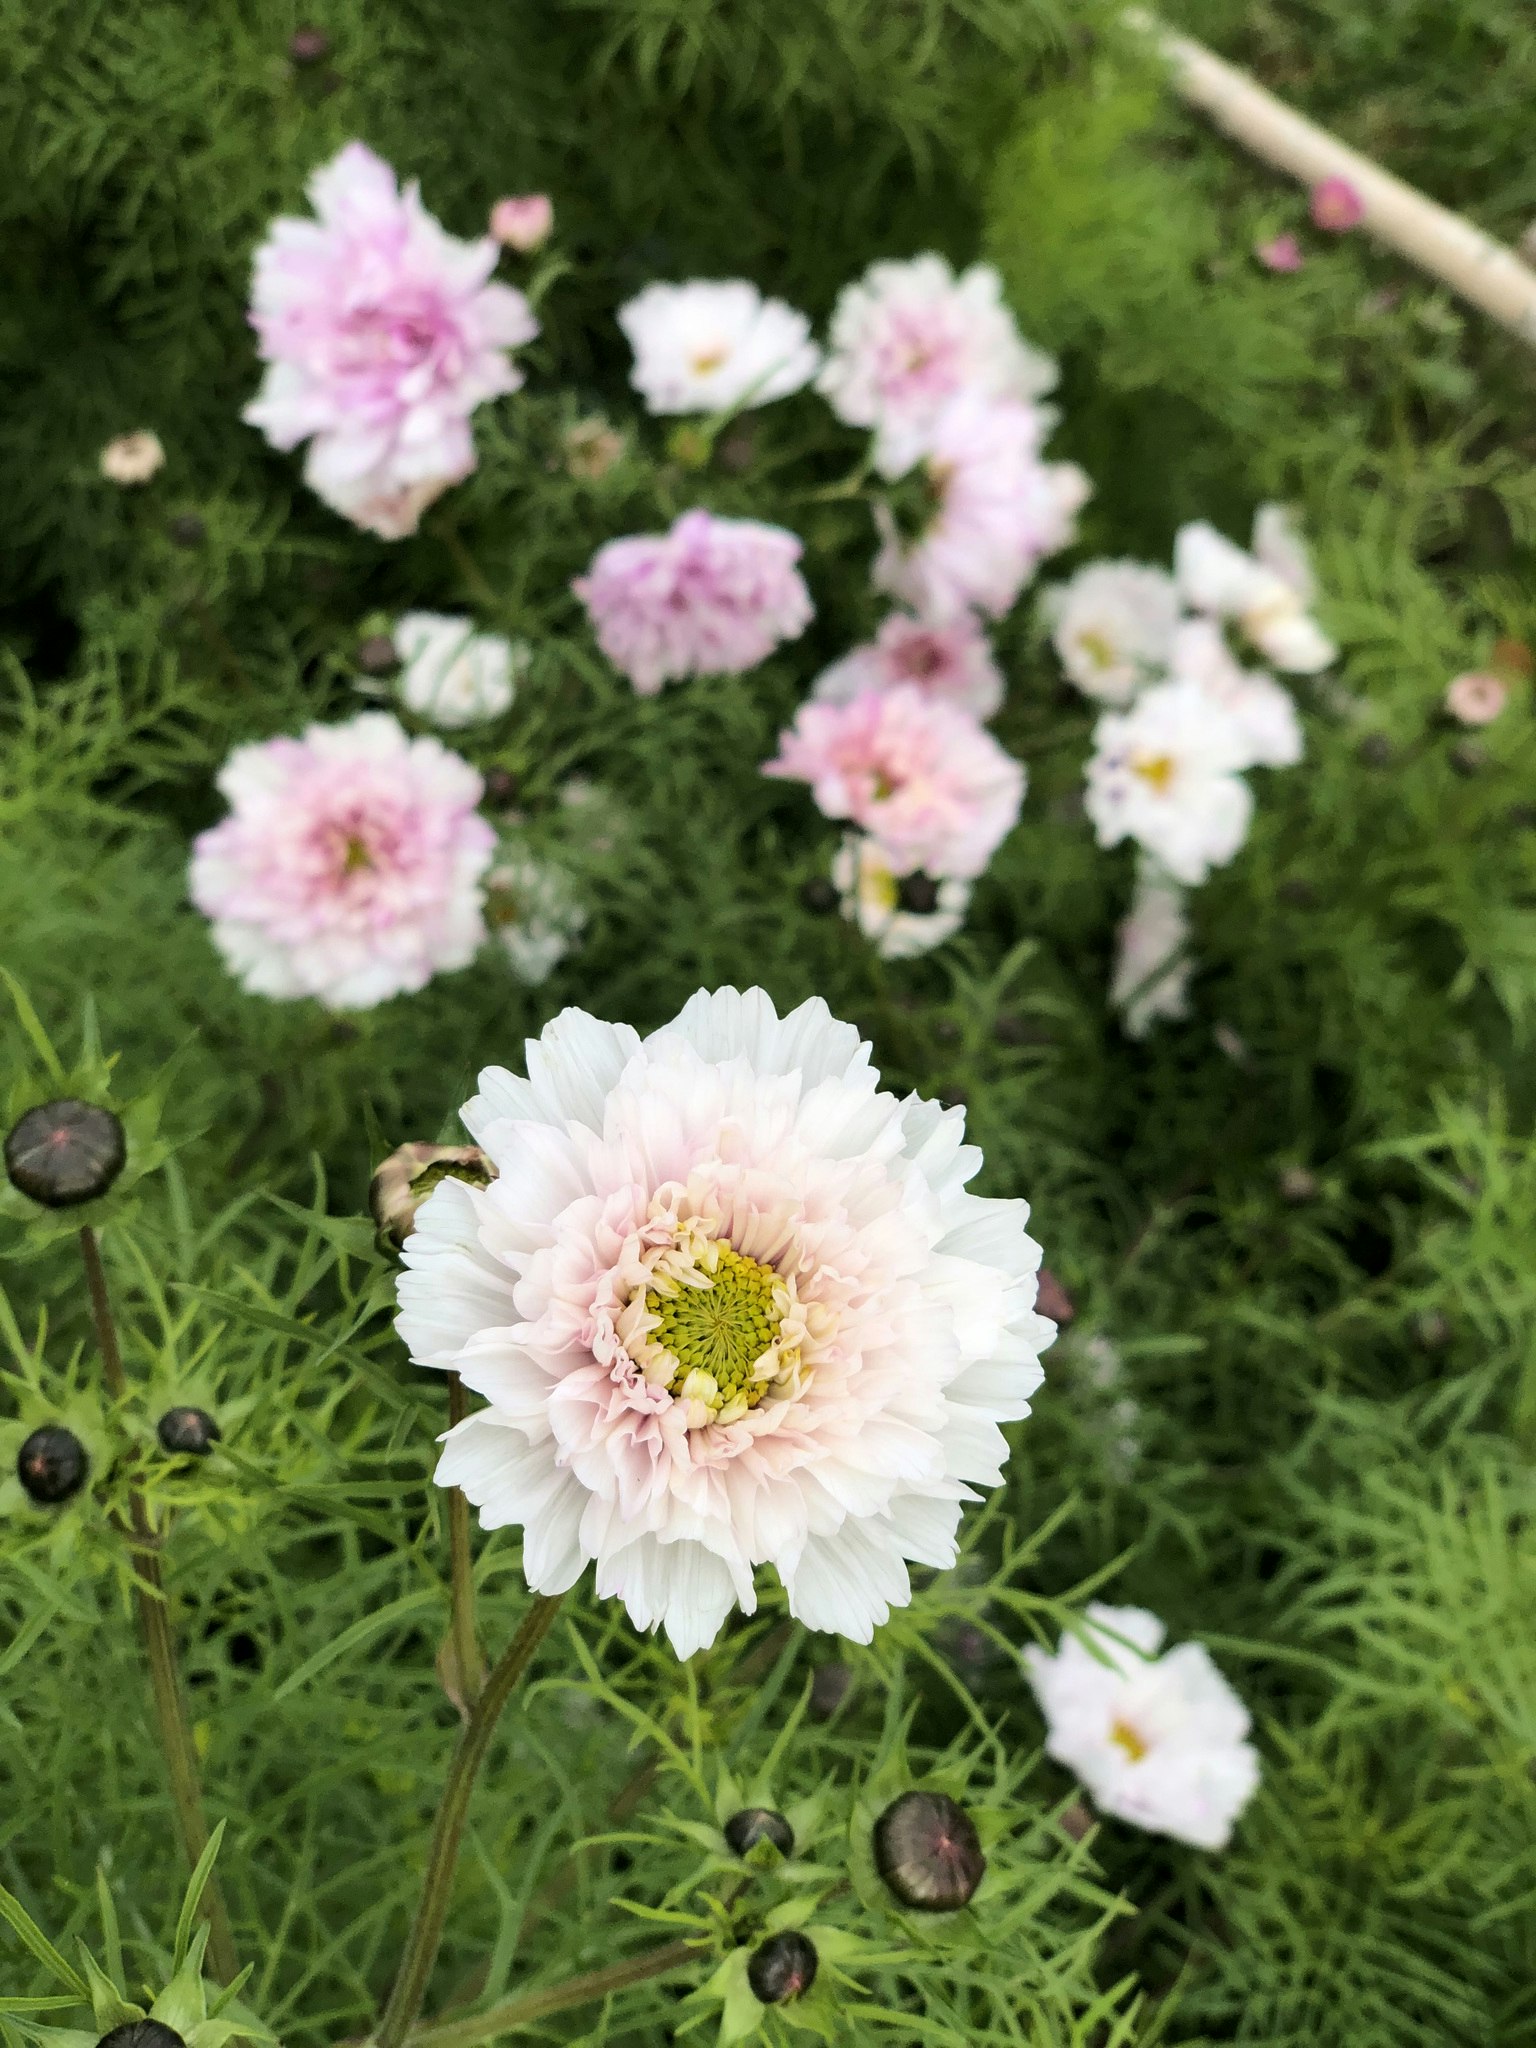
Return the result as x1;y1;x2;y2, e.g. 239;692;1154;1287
244;143;539;538
1444;672;1508;726
818;254;1058;478
490;194;554;251
873;395;1091;623
812;611;1005;719
1310;176;1365;232
764;683;1025;879
1255;232;1305;273
189;711;495;1010
573;508;813;695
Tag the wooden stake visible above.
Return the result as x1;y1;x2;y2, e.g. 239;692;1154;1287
1127;9;1536;346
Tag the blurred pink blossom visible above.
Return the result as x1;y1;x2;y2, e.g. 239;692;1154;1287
812;611;1005;719
1310;176;1365;232
1444;671;1508;726
244;142;538;538
574;508;812;694
490;194;554;251
763;683;1025;879
1255;232;1305;273
189;712;494;1009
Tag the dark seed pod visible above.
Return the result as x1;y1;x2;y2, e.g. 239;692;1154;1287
5;1099;126;1208
724;1807;794;1859
356;632;398;674
1357;734;1393;768
895;872;940;916
1277;877;1318;908
168;513;205;548
370;1142;496;1252
157;1406;222;1457
484;766;521;804
746;1930;818;2005
809;1661;852;1718
16;1425;88;1506
98;2023;189;2048
1450;740;1487;778
873;1790;986;1912
799;876;839;916
288;25;331;64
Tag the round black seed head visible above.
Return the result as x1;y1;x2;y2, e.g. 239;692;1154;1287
168;513;205;548
157;1406;221;1457
799;876;839;916
5;1099;126;1208
356;632;398;674
1357;734;1393;768
873;1790;986;1912
746;1930;818;2005
723;1807;794;1859
484;766;521;804
288;25;331;64
98;2023;189;2048
896;872;940;916
16;1425;88;1506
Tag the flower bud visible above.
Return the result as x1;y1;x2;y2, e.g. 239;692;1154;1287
5;1099;126;1207
746;1930;818;2005
288;25;331;64
157;1406;222;1457
490;195;554;252
895;873;940;916
1278;1165;1319;1205
357;633;399;674
799;876;838;916
370;1143;495;1252
169;513;205;548
724;1807;794;1859
1034;1267;1074;1325
809;1661;852;1718
98;2023;189;2048
873;1790;985;1912
16;1425;88;1506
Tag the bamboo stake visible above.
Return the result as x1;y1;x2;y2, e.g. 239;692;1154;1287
1126;9;1536;347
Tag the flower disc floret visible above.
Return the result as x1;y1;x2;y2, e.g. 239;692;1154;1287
396;988;1055;1656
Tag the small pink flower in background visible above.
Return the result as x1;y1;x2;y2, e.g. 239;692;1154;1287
764;683;1025;880
490;194;554;251
244;142;538;539
872;394;1090;623
100;431;165;485
189;711;495;1010
574;508;813;695
1255;233;1305;274
812;611;1005;719
1444;672;1508;727
1310;176;1365;232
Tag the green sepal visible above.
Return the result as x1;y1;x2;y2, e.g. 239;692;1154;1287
148;1926;210;2034
78;1948;141;2031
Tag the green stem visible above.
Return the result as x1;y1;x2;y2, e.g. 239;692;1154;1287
376;1593;567;2048
445;1374;482;1712
78;1226;239;1984
407;1938;698;2048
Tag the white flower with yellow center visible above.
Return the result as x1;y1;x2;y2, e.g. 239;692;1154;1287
618;281;821;416
1023;1603;1260;1849
1043;560;1181;705
832;833;971;959
1174;508;1336;675
394;612;523;728
1083;677;1254;886
396;987;1054;1656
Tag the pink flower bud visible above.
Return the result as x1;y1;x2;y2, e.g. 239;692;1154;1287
1310;176;1365;232
490;194;553;252
1255;232;1305;274
1444;672;1508;727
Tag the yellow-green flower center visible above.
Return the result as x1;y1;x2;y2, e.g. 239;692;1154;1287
646;1241;783;1413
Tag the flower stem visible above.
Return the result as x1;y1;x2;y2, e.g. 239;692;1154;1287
78;1225;239;1984
376;1593;567;2048
406;1938;699;2048
445;1374;482;1712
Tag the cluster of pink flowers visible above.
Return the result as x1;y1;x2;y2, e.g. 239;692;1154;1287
573;508;812;696
244;143;538;538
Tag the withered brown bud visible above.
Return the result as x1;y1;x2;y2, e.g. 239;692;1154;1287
809;1661;852;1718
1035;1267;1074;1325
289;26;331;64
724;1807;794;1859
356;633;398;674
746;1930;817;2004
370;1143;496;1252
1059;1798;1094;1842
5;1099;126;1208
873;1790;985;1912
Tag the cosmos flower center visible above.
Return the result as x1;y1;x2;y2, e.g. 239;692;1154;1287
1076;627;1118;670
901;635;946;680
646;1240;786;1419
1110;1717;1149;1763
1131;751;1176;794
690;343;730;374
